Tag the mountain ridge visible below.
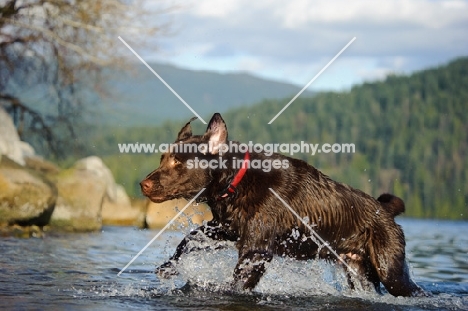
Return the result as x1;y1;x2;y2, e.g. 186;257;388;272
97;61;314;126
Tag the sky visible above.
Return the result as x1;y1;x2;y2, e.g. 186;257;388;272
142;0;468;91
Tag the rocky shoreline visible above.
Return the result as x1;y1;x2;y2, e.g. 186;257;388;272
0;107;211;238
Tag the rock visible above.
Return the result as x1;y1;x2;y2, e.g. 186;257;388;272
102;184;146;227
74;156;118;200
145;198;212;229
0;107;138;233
25;156;60;174
0;107;35;165
51;171;106;232
50;156;114;232
50;156;137;232
0;156;56;227
0;224;45;238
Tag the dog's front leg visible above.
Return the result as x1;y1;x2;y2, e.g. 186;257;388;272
233;249;273;290
232;219;275;290
156;220;236;278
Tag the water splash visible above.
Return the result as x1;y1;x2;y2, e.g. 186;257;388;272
152;243;468;310
160;243;355;296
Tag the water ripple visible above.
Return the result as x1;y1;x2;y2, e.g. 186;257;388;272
0;219;466;310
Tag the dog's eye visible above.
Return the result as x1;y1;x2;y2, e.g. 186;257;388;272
173;157;181;165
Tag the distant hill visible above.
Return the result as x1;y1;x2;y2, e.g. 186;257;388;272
5;60;311;127
97;62;313;126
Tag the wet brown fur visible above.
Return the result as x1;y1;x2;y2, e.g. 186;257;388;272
140;113;426;297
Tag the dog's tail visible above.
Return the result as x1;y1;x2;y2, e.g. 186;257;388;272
377;193;405;217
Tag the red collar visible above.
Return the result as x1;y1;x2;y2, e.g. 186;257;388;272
219;151;250;199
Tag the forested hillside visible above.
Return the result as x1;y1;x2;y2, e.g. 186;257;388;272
88;57;468;219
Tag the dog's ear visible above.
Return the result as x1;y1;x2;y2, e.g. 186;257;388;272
176;117;197;141
203;113;228;155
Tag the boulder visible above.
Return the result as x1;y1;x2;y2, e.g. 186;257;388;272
145;198;212;229
0;107;138;234
0;156;56;228
102;184;146;227
50;156;114;232
0;224;45;238
0;107;35;165
24;155;60;175
73;156;117;200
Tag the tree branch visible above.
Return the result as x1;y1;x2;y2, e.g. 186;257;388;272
1;17;111;66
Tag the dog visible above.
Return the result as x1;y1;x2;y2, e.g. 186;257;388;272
140;113;426;297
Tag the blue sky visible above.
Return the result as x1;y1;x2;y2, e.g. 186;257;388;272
142;0;468;91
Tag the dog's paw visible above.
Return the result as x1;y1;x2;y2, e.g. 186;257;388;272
155;261;179;278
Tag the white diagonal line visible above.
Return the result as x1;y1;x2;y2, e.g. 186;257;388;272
117;188;206;276
268;188;357;275
268;37;356;124
118;36;207;124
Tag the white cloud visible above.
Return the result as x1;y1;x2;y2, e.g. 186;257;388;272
190;0;241;18
275;0;468;29
145;0;468;90
186;0;468;29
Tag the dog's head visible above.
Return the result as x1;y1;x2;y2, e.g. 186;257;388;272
140;113;229;203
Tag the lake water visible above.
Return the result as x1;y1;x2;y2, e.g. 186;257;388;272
1;218;467;310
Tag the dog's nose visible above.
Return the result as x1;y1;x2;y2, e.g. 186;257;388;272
140;179;153;194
